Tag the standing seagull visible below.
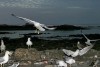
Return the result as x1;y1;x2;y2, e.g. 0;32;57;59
26;37;33;49
56;60;67;67
0;51;12;67
77;41;83;50
0;39;6;52
81;30;100;46
64;56;75;67
11;14;56;34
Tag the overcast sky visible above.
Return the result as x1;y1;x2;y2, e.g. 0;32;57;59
0;0;100;25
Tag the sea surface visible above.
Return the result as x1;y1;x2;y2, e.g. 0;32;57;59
0;26;100;40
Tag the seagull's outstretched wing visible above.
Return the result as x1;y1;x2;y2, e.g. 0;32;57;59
90;39;100;41
79;45;93;56
82;33;89;40
81;30;89;40
11;14;38;24
62;49;74;56
40;24;56;30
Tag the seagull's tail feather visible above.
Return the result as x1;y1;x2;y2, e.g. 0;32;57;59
40;24;56;30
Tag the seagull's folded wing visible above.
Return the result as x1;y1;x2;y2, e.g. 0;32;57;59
62;49;74;56
79;45;93;56
40;24;56;30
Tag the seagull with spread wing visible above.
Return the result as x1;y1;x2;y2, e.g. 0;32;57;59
11;14;56;34
62;44;93;67
62;44;94;57
81;30;100;46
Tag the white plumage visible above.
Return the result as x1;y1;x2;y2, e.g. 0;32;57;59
62;44;93;57
9;62;19;67
81;30;100;46
56;60;67;67
64;56;75;67
0;51;12;67
0;40;6;52
26;37;33;49
77;41;83;49
11;14;56;34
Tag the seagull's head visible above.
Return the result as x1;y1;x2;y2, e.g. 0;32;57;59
77;41;80;44
94;55;98;58
6;51;13;56
28;38;31;41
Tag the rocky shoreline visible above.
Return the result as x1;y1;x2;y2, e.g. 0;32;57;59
1;48;100;67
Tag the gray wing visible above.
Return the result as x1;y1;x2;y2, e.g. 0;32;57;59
40;24;56;30
0;57;4;63
82;33;89;40
90;39;100;41
62;49;74;56
79;45;93;56
81;30;89;40
11;14;38;25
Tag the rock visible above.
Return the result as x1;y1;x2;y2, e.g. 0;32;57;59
14;48;64;61
14;48;41;60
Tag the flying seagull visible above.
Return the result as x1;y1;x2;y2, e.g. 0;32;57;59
11;14;56;34
0;39;6;52
62;44;94;57
26;37;33;49
81;30;100;46
0;51;12;67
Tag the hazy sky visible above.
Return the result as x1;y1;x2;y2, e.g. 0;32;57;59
0;0;100;25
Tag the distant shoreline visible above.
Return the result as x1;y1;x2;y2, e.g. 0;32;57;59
0;24;88;30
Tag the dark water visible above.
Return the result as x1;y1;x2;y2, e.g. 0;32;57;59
0;27;100;40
